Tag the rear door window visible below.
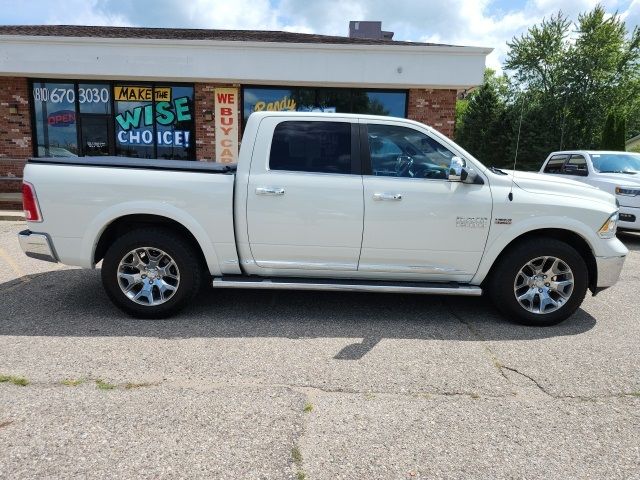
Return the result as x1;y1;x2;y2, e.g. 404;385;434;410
269;121;352;174
543;154;568;173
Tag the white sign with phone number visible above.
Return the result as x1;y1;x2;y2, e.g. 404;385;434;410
33;87;110;104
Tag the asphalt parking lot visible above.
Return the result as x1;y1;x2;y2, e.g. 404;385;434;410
0;220;639;479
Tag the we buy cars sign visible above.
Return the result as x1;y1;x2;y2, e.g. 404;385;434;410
214;88;239;164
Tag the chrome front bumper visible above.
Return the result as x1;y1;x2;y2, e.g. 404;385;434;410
18;230;58;263
595;255;626;288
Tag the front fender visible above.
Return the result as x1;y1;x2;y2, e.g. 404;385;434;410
471;216;602;285
82;201;222;276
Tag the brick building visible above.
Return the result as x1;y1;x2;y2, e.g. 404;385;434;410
0;24;491;209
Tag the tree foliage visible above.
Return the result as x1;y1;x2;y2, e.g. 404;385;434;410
600;111;627;150
601;111;617;149
455;4;640;170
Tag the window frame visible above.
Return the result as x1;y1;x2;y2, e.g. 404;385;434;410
267;120;361;176
29;78;196;160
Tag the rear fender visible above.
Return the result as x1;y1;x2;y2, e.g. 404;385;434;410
82;201;222;275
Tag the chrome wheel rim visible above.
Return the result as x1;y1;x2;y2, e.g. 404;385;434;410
117;247;180;306
513;256;574;315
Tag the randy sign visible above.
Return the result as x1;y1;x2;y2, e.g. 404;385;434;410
214;88;239;164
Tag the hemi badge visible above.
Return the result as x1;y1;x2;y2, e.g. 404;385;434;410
456;217;488;228
494;218;512;225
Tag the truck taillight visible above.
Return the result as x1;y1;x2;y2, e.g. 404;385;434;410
22;182;42;222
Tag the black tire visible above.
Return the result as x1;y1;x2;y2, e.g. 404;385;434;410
101;227;203;318
488;237;588;326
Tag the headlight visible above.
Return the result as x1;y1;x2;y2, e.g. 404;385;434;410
598;212;619;239
615;186;640;196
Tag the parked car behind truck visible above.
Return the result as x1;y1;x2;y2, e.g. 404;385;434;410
540;150;640;231
19;112;627;325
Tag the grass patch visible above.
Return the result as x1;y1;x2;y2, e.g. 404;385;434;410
470;393;480;399
291;446;303;465
61;379;83;387
303;402;313;413
0;420;14;429
291;444;305;479
0;375;28;386
124;382;154;390
95;379;116;390
411;393;431;400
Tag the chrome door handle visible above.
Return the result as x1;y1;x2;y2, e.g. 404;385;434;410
256;187;285;196
373;193;402;201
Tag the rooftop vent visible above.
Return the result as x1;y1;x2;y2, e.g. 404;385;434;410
349;21;394;40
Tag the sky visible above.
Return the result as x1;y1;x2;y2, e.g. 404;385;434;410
0;0;638;71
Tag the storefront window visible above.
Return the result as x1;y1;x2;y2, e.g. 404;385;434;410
114;84;156;158
155;85;194;160
315;89;351;113
78;83;111;114
243;87;407;126
32;81;78;157
32;80;194;160
292;88;321;112
79;83;112;156
354;91;406;117
243;87;297;119
113;84;194;159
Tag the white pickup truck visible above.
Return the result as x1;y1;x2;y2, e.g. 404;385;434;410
19;112;627;326
540;150;640;231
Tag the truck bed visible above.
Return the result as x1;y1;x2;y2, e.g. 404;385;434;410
24;156;239;275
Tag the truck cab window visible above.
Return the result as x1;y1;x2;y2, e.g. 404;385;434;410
366;124;453;179
562;155;588;175
269;121;351;174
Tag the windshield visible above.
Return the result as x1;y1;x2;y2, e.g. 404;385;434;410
591;153;640;173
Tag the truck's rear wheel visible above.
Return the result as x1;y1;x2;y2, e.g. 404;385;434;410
488;237;588;326
101;228;202;318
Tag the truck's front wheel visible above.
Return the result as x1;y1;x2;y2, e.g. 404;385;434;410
101;228;202;318
488;237;588;326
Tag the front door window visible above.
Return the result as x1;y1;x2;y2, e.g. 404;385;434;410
366;124;454;179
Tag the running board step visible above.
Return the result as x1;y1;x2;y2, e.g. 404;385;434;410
211;276;482;296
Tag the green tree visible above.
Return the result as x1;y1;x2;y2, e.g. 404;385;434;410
600;111;628;150
455;69;511;166
616;115;627;151
501;5;639;156
600;111;618;149
505;12;570;96
562;6;640;148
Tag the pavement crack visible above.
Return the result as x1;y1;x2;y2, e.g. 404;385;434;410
5;375;638;403
499;365;553;397
442;299;509;382
287;387;316;480
443;299;559;398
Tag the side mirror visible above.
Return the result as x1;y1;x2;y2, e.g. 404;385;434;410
448;156;484;185
448;156;465;182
